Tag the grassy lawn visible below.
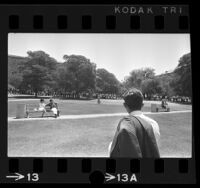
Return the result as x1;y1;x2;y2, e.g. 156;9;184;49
8;99;192;117
146;113;192;157
8;111;192;157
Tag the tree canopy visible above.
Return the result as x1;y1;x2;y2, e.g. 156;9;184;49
96;68;120;94
8;51;192;99
141;78;163;98
19;51;58;97
123;67;155;89
57;54;97;94
170;53;192;97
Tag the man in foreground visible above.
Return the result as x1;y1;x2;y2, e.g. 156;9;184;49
109;88;160;158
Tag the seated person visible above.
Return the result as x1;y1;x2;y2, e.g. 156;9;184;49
38;99;46;110
36;99;46;117
161;98;168;109
45;98;60;118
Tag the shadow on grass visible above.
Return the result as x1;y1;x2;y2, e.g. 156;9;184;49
14;115;57;119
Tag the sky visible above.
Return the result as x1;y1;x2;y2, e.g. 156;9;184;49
8;33;190;81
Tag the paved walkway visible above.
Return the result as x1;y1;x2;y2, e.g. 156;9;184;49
8;110;192;122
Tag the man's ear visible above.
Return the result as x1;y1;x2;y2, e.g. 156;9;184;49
123;103;130;113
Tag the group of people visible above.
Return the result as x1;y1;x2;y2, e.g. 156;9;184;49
95;93;120;100
145;94;191;104
37;98;60;118
169;96;191;104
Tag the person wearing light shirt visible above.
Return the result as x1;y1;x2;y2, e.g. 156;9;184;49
109;88;160;158
36;98;46;117
129;110;160;146
38;99;46;111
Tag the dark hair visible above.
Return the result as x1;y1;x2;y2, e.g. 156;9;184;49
40;99;44;102
123;88;143;111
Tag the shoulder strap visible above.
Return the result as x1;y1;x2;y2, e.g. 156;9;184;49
129;115;160;158
110;116;143;158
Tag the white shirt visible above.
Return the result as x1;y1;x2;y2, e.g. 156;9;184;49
39;102;46;108
130;110;160;147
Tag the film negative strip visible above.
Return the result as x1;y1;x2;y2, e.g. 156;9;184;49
0;2;196;184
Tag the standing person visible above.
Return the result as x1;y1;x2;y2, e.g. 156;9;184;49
45;98;60;118
109;88;160;158
97;95;101;104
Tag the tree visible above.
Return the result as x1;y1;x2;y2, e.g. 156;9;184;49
96;68;120;94
57;54;97;96
20;51;58;97
8;55;29;89
170;53;192;97
141;78;163;98
123;67;155;89
27;51;57;65
156;73;175;97
8;72;23;89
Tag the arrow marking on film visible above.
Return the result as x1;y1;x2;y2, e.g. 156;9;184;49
105;173;116;182
6;173;24;181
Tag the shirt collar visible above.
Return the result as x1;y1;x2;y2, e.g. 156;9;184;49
129;110;143;116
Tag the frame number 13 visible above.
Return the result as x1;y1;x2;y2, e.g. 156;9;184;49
27;173;39;182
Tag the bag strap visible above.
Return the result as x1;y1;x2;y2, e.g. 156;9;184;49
128;115;160;158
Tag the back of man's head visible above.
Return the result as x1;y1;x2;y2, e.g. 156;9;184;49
123;88;144;111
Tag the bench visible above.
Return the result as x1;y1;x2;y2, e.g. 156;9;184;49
151;103;170;112
25;104;59;118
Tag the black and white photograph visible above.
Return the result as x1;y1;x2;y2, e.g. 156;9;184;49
8;33;192;158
